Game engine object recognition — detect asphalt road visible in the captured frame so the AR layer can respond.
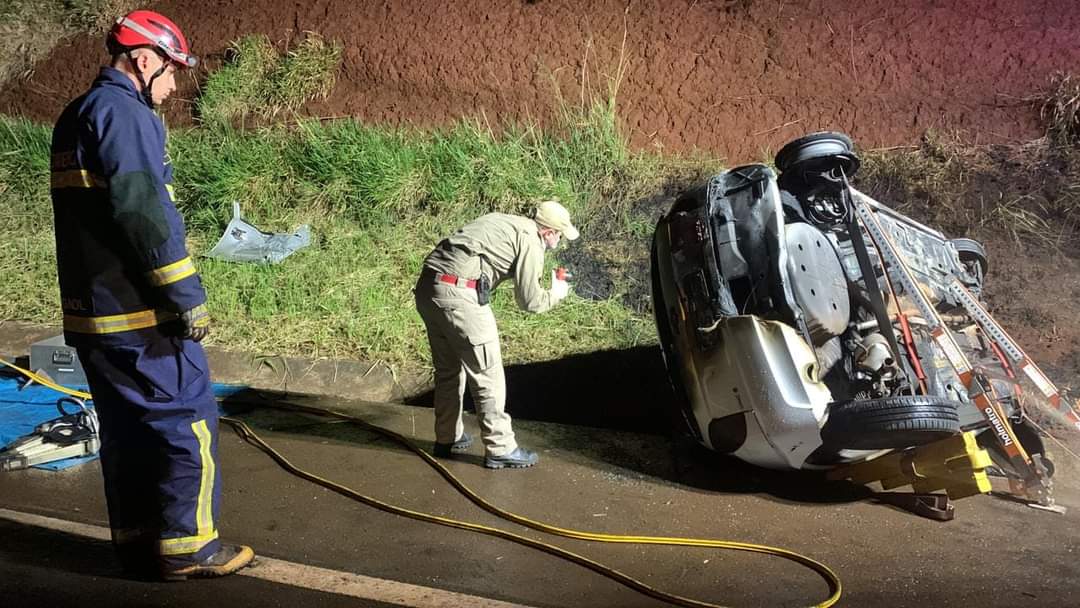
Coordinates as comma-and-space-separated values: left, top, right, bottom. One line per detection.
2, 395, 1079, 607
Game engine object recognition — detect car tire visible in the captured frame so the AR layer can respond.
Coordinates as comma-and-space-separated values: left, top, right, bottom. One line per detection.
950, 237, 989, 278
821, 395, 961, 450
774, 131, 861, 178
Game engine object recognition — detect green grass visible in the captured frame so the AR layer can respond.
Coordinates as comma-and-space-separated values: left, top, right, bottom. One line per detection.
0, 87, 671, 368
197, 34, 343, 126
8, 19, 1076, 375
8, 93, 1076, 371
0, 119, 57, 324
0, 31, 678, 371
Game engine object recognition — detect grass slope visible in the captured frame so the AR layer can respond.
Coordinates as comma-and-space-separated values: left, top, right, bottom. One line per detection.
0, 34, 690, 368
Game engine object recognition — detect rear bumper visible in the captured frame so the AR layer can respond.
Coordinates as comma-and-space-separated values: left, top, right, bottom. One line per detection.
679, 315, 831, 470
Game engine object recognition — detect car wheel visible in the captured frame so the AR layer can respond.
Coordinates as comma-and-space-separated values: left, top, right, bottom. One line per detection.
774, 131, 861, 178
821, 395, 961, 450
950, 237, 989, 279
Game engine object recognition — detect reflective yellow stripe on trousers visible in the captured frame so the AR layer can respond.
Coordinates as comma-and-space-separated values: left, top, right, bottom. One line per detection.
159, 419, 218, 556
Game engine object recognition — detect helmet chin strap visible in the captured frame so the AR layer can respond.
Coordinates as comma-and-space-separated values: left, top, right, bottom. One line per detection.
125, 50, 169, 108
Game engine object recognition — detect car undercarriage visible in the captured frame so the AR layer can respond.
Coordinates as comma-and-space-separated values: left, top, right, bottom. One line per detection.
651, 132, 1074, 507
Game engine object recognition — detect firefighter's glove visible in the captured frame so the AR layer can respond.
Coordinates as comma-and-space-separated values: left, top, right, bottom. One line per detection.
180, 304, 211, 342
550, 269, 571, 302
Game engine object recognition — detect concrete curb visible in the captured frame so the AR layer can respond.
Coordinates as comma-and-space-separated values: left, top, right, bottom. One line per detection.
0, 320, 430, 403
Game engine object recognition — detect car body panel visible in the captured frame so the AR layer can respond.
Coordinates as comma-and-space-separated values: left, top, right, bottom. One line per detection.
651, 140, 1018, 471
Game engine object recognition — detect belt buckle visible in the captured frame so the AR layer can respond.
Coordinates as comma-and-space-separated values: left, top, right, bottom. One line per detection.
456, 277, 470, 288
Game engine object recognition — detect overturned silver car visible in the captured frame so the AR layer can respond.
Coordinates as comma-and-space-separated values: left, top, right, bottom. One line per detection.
651, 133, 1069, 501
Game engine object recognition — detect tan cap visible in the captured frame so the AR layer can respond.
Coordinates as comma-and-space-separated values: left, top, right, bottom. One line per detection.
534, 200, 579, 241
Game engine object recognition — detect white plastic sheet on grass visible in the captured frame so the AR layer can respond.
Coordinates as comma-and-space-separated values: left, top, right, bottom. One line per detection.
206, 202, 311, 264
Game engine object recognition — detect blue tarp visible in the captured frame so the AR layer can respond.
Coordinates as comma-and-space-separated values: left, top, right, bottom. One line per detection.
0, 374, 245, 471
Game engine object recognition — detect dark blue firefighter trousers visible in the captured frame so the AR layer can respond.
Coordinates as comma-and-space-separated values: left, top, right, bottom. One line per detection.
78, 336, 221, 569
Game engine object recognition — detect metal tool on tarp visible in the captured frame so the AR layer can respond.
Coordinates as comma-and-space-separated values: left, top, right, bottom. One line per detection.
0, 397, 100, 471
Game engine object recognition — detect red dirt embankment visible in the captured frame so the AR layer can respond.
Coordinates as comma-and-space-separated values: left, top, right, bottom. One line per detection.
3, 0, 1078, 160
7, 0, 1080, 406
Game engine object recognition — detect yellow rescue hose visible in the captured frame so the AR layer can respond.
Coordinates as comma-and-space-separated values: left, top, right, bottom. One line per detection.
1, 358, 842, 607
0, 357, 91, 400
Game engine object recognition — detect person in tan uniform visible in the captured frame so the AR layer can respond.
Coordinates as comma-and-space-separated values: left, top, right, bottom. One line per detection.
415, 200, 578, 468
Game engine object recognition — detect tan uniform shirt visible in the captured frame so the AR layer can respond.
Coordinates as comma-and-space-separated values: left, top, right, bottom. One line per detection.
423, 213, 557, 313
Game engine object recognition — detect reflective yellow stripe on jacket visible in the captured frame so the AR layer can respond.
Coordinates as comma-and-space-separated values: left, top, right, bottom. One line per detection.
63, 309, 177, 334
147, 256, 197, 287
51, 169, 105, 189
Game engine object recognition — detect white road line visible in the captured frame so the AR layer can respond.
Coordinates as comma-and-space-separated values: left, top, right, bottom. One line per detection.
0, 508, 111, 541
0, 508, 536, 608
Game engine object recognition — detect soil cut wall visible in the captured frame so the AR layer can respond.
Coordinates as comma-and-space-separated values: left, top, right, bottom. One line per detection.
3, 0, 1077, 160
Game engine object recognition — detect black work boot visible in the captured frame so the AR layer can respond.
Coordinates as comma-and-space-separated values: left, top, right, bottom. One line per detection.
116, 540, 159, 581
432, 432, 473, 457
484, 446, 538, 469
161, 544, 255, 581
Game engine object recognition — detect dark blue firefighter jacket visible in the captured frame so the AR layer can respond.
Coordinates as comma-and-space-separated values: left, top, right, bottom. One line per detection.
51, 67, 207, 347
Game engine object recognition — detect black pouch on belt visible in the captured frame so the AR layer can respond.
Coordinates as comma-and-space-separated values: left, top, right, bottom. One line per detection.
476, 273, 492, 305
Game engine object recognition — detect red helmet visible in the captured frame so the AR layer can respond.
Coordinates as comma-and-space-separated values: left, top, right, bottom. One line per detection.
107, 10, 198, 69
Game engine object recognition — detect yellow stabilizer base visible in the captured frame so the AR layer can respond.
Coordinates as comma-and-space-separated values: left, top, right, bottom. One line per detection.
827, 432, 992, 499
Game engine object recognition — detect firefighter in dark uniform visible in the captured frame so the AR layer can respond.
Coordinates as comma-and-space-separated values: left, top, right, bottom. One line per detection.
50, 10, 253, 580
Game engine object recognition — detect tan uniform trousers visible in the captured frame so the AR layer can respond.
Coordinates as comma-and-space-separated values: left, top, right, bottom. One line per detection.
414, 274, 517, 457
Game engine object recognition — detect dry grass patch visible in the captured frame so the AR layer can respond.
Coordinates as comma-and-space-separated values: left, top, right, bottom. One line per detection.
0, 0, 139, 86
1041, 73, 1080, 148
